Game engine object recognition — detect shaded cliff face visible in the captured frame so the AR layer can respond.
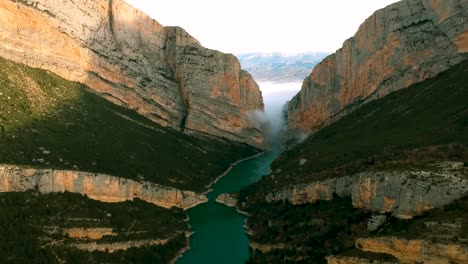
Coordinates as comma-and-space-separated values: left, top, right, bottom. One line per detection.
0, 0, 265, 148
287, 0, 468, 134
0, 165, 207, 209
265, 162, 468, 219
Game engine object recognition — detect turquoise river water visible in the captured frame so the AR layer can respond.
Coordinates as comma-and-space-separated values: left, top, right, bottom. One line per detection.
177, 148, 280, 264
177, 82, 300, 263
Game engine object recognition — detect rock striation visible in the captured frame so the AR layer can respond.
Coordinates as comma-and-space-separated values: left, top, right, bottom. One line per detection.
0, 0, 265, 148
265, 162, 468, 219
0, 165, 207, 209
355, 237, 468, 264
287, 0, 468, 134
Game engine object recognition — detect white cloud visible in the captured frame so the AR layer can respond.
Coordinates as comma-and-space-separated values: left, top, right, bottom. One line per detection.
123, 0, 400, 53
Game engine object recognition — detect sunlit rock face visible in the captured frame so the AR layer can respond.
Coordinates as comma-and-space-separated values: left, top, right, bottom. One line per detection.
287, 0, 468, 135
0, 0, 266, 149
0, 165, 208, 209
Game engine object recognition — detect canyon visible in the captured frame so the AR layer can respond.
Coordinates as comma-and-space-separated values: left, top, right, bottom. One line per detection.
0, 0, 467, 262
287, 0, 468, 135
0, 0, 265, 148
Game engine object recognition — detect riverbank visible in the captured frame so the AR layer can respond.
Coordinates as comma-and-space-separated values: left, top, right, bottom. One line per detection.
176, 149, 280, 263
202, 151, 267, 195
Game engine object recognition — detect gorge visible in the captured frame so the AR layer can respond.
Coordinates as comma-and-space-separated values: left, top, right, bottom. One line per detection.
0, 0, 467, 263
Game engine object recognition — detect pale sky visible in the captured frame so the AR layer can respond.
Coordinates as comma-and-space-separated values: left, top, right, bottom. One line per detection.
123, 0, 400, 54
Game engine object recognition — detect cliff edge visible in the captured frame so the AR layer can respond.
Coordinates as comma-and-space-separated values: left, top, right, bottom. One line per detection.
0, 0, 266, 148
287, 0, 467, 135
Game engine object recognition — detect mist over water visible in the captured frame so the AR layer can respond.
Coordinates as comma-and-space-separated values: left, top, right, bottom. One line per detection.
258, 81, 302, 145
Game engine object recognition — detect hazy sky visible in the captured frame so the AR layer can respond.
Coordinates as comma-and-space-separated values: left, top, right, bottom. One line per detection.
124, 0, 400, 54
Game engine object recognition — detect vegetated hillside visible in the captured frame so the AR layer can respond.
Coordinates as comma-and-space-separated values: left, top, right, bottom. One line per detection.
239, 59, 468, 263
0, 57, 259, 193
0, 191, 188, 263
236, 52, 329, 82
0, 0, 266, 148
274, 58, 468, 187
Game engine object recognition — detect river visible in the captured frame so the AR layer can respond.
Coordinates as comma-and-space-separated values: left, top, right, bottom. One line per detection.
177, 82, 301, 264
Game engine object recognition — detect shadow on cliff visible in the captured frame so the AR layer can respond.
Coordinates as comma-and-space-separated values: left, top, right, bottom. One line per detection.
0, 58, 258, 193
247, 59, 468, 189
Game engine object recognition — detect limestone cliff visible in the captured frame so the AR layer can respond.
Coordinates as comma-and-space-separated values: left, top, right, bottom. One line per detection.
287, 0, 468, 134
355, 237, 468, 264
265, 162, 468, 219
0, 0, 265, 148
0, 165, 207, 209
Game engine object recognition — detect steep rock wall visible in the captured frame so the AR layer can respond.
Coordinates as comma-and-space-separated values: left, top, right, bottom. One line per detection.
355, 237, 468, 264
287, 0, 468, 134
0, 165, 207, 209
0, 0, 265, 148
265, 162, 468, 219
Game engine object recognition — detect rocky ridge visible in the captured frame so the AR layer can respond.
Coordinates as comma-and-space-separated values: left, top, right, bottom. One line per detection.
265, 162, 468, 219
0, 0, 265, 148
287, 0, 468, 134
0, 165, 207, 209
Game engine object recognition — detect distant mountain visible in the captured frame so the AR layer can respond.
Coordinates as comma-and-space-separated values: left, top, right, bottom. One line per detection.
236, 52, 329, 83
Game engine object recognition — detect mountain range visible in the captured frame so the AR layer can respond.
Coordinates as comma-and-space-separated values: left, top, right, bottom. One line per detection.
237, 52, 329, 83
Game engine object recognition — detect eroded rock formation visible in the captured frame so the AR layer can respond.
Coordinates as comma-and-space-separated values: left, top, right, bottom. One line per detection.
265, 162, 468, 219
215, 193, 238, 207
61, 228, 116, 240
0, 0, 265, 148
72, 238, 171, 252
287, 0, 468, 134
355, 237, 468, 264
0, 165, 207, 209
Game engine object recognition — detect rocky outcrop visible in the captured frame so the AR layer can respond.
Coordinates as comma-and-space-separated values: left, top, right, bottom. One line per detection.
367, 215, 387, 232
326, 256, 397, 264
0, 0, 265, 148
265, 162, 468, 219
215, 193, 238, 207
356, 237, 468, 264
250, 241, 287, 254
287, 0, 468, 134
62, 228, 116, 240
0, 165, 207, 209
72, 238, 170, 252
